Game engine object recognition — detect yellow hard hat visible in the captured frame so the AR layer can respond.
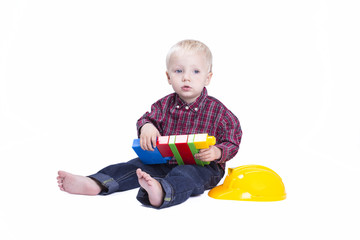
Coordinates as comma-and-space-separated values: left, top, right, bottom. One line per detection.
209, 165, 286, 201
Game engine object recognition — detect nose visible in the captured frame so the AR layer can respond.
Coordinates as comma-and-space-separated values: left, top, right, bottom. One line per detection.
182, 72, 191, 82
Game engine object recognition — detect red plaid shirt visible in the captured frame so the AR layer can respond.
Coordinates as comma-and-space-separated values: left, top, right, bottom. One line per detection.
136, 87, 242, 169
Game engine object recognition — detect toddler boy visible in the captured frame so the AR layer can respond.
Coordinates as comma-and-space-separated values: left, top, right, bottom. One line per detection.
57, 40, 242, 208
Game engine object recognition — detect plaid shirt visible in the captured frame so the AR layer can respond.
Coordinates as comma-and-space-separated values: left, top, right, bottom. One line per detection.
136, 87, 242, 169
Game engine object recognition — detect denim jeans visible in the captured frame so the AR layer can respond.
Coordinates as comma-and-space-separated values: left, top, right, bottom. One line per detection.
88, 158, 224, 208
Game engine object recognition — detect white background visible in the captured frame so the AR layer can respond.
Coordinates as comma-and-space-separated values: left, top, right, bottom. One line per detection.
1, 0, 359, 239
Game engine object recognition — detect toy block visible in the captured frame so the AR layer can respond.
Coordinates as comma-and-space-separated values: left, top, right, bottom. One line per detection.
132, 139, 171, 164
168, 135, 184, 165
187, 134, 206, 166
156, 136, 174, 157
174, 135, 196, 165
132, 133, 216, 166
193, 133, 216, 149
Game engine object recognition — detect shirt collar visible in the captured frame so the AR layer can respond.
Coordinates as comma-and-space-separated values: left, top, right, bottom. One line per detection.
174, 87, 208, 113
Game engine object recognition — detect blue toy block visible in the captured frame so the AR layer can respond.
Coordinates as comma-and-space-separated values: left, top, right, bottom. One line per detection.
132, 139, 172, 164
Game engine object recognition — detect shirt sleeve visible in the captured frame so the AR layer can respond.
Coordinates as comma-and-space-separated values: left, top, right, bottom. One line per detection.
215, 110, 242, 164
136, 100, 164, 138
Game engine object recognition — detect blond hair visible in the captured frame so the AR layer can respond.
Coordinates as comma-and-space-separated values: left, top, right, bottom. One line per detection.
166, 39, 213, 72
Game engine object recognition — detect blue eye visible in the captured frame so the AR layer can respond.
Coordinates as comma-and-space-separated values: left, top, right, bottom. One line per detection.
175, 69, 183, 73
194, 70, 200, 74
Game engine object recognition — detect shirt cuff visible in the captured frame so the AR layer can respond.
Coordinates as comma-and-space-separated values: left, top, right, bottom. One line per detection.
215, 144, 228, 163
136, 120, 151, 137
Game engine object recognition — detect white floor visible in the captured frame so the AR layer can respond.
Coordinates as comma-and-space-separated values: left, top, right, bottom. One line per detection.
1, 1, 359, 239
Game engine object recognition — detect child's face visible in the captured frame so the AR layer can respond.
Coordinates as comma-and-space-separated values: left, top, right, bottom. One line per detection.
166, 50, 212, 104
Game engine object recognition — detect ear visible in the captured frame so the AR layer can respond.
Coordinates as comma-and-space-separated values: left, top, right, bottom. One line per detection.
205, 72, 213, 86
166, 71, 172, 85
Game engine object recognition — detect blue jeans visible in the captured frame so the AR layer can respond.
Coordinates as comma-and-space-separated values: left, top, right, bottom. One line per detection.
88, 158, 224, 208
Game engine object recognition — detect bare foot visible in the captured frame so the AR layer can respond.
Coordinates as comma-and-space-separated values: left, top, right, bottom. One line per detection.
136, 168, 164, 207
57, 171, 102, 195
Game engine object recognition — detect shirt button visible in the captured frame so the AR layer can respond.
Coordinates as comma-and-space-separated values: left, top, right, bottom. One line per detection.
176, 105, 180, 109
185, 106, 189, 110
194, 107, 198, 111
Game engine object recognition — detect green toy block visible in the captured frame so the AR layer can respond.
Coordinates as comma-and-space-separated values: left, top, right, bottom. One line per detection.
168, 135, 184, 165
188, 134, 210, 165
187, 134, 203, 166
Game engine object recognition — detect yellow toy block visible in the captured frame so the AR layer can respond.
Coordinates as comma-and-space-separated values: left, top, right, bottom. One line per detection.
193, 133, 216, 149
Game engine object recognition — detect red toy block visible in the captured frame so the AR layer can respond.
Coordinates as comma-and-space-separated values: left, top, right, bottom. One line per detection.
156, 136, 174, 157
174, 135, 196, 165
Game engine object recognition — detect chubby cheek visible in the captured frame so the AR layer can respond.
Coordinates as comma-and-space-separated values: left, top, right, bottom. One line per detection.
169, 75, 182, 85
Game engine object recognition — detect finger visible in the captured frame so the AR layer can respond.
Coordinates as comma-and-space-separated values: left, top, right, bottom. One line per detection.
148, 144, 154, 151
199, 148, 211, 153
151, 136, 157, 149
195, 151, 203, 158
146, 138, 155, 151
199, 150, 215, 160
141, 137, 151, 151
195, 151, 210, 160
140, 137, 146, 150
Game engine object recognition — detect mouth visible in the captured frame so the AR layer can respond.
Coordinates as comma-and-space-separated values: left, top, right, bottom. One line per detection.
181, 86, 192, 91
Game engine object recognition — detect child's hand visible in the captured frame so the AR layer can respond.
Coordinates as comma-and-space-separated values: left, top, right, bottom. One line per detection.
140, 123, 161, 151
194, 146, 222, 162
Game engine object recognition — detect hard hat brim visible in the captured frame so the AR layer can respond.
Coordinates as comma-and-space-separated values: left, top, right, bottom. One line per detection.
208, 184, 286, 201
